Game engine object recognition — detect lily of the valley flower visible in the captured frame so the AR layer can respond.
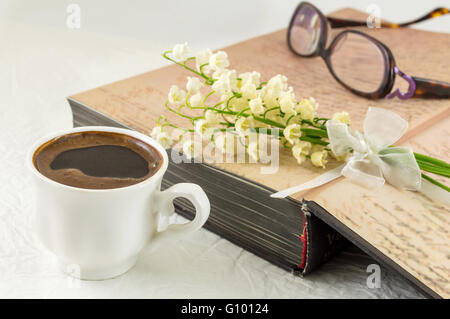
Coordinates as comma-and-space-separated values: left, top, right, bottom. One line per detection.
150, 126, 173, 149
195, 48, 212, 73
240, 83, 258, 100
229, 97, 249, 113
332, 111, 351, 125
194, 118, 207, 133
260, 86, 279, 108
283, 123, 302, 145
209, 51, 229, 71
168, 85, 187, 106
259, 74, 289, 108
212, 70, 237, 96
267, 74, 288, 92
248, 141, 259, 161
194, 119, 214, 140
150, 126, 163, 141
279, 90, 296, 114
189, 93, 203, 107
292, 141, 312, 164
186, 76, 203, 94
311, 150, 328, 168
296, 98, 317, 121
182, 139, 202, 159
235, 116, 255, 136
212, 69, 227, 80
204, 110, 220, 125
156, 131, 173, 149
239, 71, 261, 88
172, 42, 189, 62
249, 97, 264, 115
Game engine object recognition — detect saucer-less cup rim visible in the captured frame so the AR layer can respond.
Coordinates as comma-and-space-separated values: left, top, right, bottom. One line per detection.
27, 126, 169, 193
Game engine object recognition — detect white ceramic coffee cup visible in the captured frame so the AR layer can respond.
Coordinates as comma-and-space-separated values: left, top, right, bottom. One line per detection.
27, 126, 210, 280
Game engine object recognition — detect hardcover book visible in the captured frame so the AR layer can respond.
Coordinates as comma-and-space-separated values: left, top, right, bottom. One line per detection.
67, 8, 449, 298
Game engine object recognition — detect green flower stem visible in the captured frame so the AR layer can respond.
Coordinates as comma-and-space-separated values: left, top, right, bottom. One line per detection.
414, 152, 450, 169
225, 95, 236, 111
156, 115, 165, 126
185, 91, 191, 108
162, 51, 213, 84
189, 105, 286, 128
162, 122, 194, 133
220, 112, 233, 125
199, 63, 210, 79
253, 115, 285, 128
303, 119, 326, 130
300, 128, 328, 138
253, 128, 282, 136
285, 114, 297, 126
203, 91, 215, 104
256, 81, 268, 90
422, 173, 450, 192
165, 101, 196, 121
263, 106, 281, 119
159, 116, 194, 133
416, 160, 450, 178
313, 117, 329, 128
236, 107, 251, 118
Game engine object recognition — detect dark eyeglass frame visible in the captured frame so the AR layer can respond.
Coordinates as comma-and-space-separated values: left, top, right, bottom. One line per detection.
287, 2, 450, 99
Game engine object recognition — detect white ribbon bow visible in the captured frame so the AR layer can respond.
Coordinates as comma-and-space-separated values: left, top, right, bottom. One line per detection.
328, 107, 421, 190
272, 107, 448, 205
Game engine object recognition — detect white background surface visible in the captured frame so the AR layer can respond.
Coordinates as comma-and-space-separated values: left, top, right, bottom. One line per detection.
1, 0, 448, 298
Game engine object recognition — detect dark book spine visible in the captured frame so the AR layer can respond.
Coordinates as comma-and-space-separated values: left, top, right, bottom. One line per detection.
296, 201, 349, 275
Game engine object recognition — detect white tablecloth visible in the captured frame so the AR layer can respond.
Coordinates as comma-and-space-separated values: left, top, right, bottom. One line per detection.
2, 0, 447, 298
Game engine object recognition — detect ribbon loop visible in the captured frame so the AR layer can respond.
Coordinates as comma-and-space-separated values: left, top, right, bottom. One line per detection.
378, 147, 421, 190
341, 158, 385, 189
363, 107, 408, 151
327, 121, 366, 156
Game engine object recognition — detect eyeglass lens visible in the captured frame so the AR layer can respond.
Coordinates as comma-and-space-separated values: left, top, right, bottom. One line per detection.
329, 32, 387, 94
289, 4, 322, 55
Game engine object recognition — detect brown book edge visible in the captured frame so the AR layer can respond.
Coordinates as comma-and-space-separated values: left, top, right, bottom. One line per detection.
68, 97, 437, 299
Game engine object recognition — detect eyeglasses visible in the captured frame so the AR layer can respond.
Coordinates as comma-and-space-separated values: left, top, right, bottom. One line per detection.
287, 2, 450, 99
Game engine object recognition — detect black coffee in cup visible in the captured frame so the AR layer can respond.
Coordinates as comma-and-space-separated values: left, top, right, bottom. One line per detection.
33, 131, 163, 189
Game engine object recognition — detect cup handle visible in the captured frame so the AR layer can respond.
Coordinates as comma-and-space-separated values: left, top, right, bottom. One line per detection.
151, 183, 210, 249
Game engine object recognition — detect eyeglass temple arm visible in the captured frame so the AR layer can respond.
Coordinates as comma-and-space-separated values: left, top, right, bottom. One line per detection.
411, 77, 450, 99
386, 67, 450, 99
327, 7, 449, 29
385, 67, 450, 100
